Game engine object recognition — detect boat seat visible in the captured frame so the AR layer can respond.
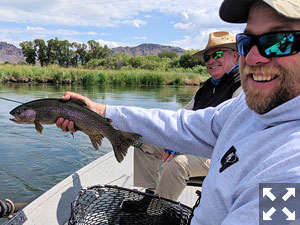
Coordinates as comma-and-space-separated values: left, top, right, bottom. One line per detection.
186, 176, 205, 187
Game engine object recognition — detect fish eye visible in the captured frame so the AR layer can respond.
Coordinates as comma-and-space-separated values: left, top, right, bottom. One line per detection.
16, 107, 29, 114
16, 109, 23, 114
13, 108, 26, 116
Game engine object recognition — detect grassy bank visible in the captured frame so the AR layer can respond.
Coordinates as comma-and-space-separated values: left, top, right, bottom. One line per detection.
0, 64, 210, 86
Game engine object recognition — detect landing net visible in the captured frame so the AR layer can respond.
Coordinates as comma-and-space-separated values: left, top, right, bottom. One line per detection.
69, 184, 192, 225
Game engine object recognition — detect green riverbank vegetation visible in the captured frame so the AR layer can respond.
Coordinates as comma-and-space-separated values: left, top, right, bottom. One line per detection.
0, 64, 210, 85
1, 38, 210, 85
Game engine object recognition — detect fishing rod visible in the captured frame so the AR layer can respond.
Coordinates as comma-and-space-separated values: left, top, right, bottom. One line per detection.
0, 97, 24, 104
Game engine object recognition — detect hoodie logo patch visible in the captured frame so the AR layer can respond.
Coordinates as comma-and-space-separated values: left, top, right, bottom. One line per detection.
219, 146, 239, 173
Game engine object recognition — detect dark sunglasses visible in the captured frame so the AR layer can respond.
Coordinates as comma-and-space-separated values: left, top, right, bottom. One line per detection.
203, 50, 233, 63
236, 31, 300, 57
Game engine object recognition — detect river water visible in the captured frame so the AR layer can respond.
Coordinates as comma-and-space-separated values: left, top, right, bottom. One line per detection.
0, 83, 199, 210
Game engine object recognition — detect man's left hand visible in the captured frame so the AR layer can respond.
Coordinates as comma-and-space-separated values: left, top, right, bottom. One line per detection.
162, 149, 177, 162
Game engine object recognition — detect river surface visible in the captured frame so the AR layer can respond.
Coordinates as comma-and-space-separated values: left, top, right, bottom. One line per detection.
0, 83, 199, 211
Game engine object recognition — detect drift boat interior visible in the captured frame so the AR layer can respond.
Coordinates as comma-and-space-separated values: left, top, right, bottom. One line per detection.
3, 148, 202, 225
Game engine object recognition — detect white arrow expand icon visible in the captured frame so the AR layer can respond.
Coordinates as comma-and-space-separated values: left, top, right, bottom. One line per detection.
282, 188, 295, 201
263, 207, 276, 220
282, 207, 295, 220
263, 188, 276, 201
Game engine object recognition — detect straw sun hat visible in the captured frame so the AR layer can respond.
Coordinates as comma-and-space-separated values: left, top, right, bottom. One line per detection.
193, 31, 236, 62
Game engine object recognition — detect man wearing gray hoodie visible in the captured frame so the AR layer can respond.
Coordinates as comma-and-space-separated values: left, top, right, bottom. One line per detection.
57, 0, 300, 224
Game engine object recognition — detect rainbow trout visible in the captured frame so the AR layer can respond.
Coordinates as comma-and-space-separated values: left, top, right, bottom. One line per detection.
9, 98, 142, 163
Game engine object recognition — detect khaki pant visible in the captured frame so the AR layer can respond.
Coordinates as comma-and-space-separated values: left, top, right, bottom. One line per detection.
133, 143, 210, 200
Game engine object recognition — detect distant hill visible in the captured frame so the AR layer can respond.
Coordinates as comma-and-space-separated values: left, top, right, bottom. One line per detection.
110, 43, 186, 56
0, 42, 186, 64
0, 42, 25, 63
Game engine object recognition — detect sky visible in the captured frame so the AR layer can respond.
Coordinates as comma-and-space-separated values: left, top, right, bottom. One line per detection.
0, 0, 246, 50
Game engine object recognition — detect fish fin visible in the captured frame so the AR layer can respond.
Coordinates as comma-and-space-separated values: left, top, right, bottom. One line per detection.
112, 131, 142, 163
34, 120, 43, 136
88, 134, 104, 150
120, 131, 142, 144
69, 99, 87, 107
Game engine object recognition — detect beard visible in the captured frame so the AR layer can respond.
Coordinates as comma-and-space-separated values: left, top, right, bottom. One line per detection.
240, 59, 300, 114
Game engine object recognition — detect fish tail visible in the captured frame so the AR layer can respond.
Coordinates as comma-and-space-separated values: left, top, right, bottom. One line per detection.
112, 131, 142, 163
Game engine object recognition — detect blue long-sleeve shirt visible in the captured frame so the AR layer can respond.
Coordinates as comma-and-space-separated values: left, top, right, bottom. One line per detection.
106, 92, 300, 225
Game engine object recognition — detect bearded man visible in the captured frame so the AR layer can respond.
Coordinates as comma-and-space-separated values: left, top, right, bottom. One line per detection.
57, 0, 300, 224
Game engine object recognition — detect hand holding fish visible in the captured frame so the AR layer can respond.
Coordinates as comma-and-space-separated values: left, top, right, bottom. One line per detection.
62, 91, 106, 116
56, 91, 106, 133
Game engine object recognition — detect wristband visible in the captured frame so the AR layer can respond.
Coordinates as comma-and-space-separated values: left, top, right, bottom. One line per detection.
164, 149, 177, 155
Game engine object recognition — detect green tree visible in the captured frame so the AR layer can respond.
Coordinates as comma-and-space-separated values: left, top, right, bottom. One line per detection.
60, 40, 72, 67
69, 42, 78, 67
105, 53, 130, 69
87, 40, 110, 61
20, 41, 36, 65
34, 39, 48, 67
179, 51, 203, 68
140, 55, 161, 70
128, 56, 143, 68
51, 39, 72, 67
85, 58, 107, 69
73, 42, 88, 65
46, 39, 57, 65
158, 51, 179, 60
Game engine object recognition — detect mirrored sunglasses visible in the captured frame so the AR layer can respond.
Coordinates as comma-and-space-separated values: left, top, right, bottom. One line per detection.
236, 31, 300, 57
203, 50, 233, 63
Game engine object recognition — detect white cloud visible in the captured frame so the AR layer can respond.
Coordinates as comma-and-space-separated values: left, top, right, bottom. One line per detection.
96, 39, 121, 48
182, 11, 189, 20
171, 24, 244, 50
0, 0, 246, 49
122, 19, 147, 28
25, 26, 97, 36
0, 25, 100, 47
173, 22, 195, 31
56, 29, 97, 36
0, 0, 223, 28
26, 26, 47, 31
0, 0, 156, 27
133, 36, 147, 40
171, 33, 211, 50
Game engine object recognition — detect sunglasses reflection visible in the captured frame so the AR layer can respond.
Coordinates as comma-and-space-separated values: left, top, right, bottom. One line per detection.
266, 34, 294, 56
237, 31, 298, 57
203, 50, 233, 63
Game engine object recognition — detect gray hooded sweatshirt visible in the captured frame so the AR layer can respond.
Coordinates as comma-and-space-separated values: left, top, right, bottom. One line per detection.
106, 92, 300, 225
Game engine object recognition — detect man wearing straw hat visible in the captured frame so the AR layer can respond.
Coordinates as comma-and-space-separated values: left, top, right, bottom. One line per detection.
127, 30, 241, 204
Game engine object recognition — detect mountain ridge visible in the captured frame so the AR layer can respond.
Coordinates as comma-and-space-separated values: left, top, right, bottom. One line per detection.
110, 43, 186, 56
0, 42, 25, 63
0, 42, 186, 63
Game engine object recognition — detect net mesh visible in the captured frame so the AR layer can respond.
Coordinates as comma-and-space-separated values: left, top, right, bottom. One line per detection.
69, 185, 192, 225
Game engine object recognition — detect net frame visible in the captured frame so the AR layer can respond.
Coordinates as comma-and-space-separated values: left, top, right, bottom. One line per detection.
69, 184, 193, 225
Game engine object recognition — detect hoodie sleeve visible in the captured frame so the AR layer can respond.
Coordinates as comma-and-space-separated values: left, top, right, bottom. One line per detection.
106, 96, 240, 158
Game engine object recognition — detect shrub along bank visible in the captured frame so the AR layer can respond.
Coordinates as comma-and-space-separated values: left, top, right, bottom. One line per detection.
0, 64, 210, 86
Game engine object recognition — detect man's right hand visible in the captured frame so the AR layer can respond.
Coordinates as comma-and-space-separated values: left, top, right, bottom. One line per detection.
55, 91, 106, 133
